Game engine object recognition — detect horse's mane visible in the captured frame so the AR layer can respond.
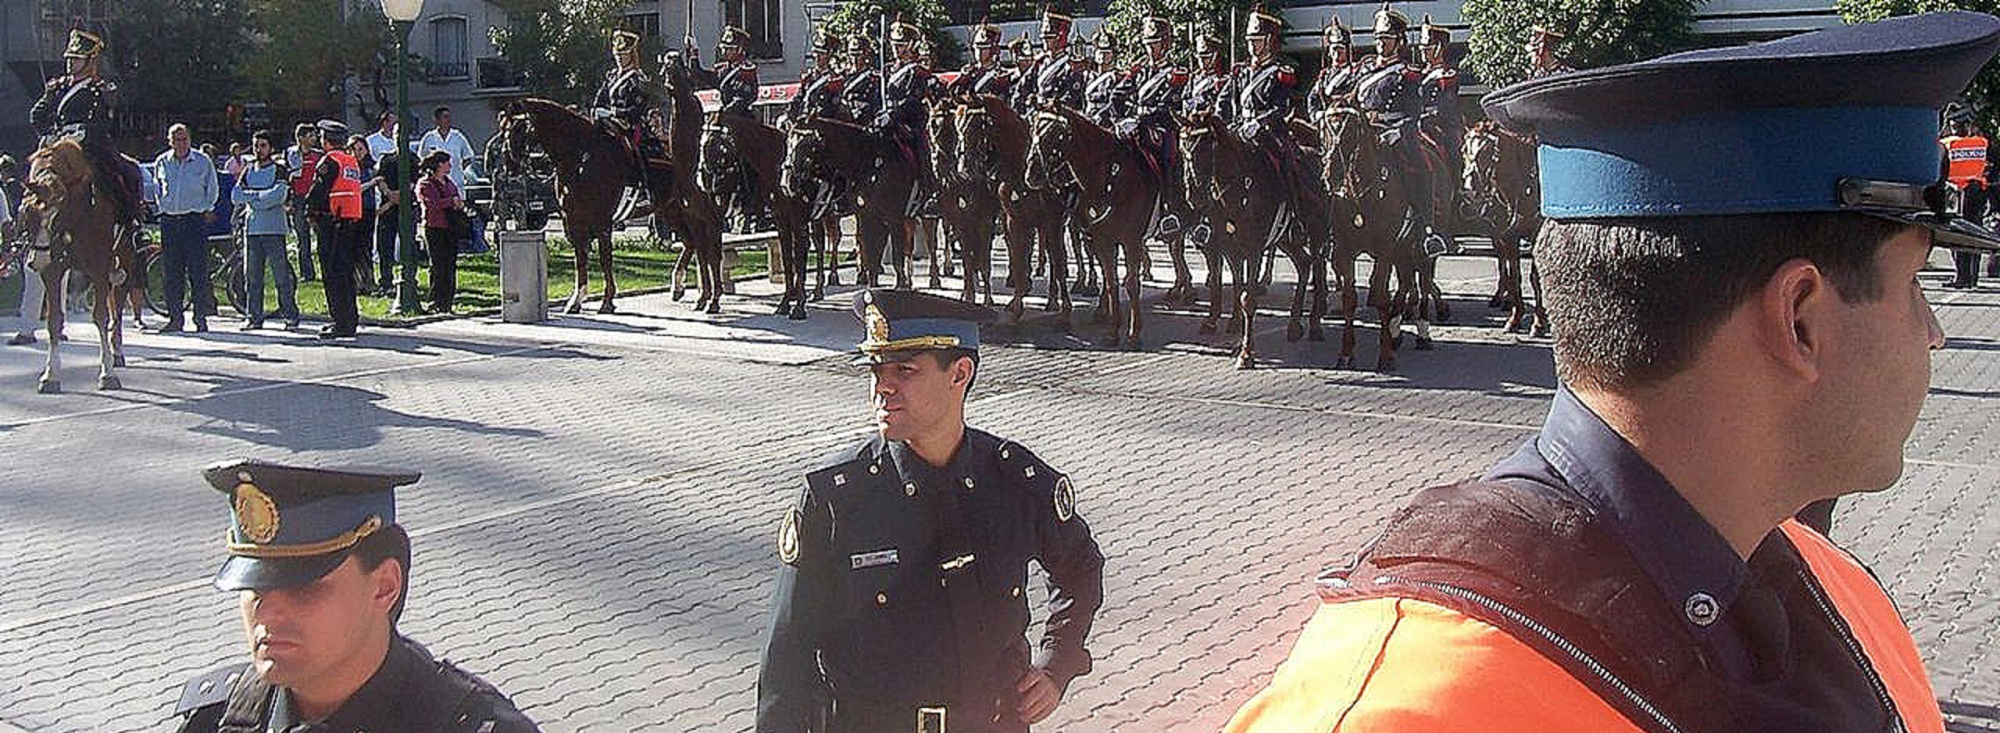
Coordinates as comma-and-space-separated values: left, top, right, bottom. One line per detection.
28, 139, 91, 191
516, 97, 589, 126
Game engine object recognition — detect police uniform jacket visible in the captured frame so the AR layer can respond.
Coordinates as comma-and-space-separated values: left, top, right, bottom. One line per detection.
691, 59, 760, 116
1183, 67, 1235, 120
1231, 59, 1297, 140
880, 60, 939, 138
1082, 67, 1134, 128
757, 429, 1106, 733
30, 74, 117, 146
591, 65, 657, 128
175, 635, 540, 733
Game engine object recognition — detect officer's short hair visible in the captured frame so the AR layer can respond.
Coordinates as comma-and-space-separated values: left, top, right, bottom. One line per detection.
295, 123, 315, 139
925, 348, 981, 395
350, 523, 412, 625
1537, 212, 1901, 391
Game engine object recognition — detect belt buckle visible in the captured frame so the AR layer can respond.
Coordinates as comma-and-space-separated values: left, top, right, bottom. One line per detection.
917, 705, 946, 733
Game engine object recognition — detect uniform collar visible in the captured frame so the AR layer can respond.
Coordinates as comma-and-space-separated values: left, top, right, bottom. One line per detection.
1534, 387, 1749, 638
272, 635, 417, 731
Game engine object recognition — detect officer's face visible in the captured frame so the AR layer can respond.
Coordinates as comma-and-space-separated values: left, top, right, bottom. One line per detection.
870, 353, 973, 441
65, 57, 86, 75
1248, 34, 1274, 57
614, 48, 636, 68
978, 45, 998, 64
1809, 228, 1946, 491
1146, 38, 1169, 59
238, 556, 401, 690
1378, 35, 1401, 57
1330, 44, 1351, 64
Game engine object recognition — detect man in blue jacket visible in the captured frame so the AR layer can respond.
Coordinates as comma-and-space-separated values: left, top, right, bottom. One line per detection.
231, 130, 298, 330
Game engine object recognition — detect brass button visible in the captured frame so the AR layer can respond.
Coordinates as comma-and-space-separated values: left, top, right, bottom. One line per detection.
904, 482, 917, 497
1001, 449, 1012, 461
876, 592, 888, 605
1010, 586, 1022, 598
868, 463, 880, 475
962, 477, 975, 490
1685, 592, 1720, 627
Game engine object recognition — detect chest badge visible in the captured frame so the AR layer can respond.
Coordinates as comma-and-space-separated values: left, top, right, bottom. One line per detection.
778, 509, 802, 565
1054, 476, 1077, 523
851, 548, 900, 570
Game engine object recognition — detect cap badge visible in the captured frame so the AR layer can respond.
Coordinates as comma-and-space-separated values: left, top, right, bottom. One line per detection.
865, 304, 891, 345
234, 483, 280, 544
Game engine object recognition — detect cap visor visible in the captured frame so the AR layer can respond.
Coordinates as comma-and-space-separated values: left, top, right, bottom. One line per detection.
849, 349, 927, 366
214, 553, 349, 592
1863, 211, 2000, 252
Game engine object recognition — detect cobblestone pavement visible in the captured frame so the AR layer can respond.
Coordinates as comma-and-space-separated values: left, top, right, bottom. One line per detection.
0, 251, 1995, 732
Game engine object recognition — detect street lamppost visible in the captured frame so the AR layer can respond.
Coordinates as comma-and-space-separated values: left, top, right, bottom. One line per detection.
382, 0, 425, 315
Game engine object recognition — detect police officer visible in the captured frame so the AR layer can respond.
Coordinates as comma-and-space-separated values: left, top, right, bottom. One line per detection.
304, 120, 364, 340
1225, 13, 2000, 733
1183, 33, 1234, 121
1526, 24, 1575, 79
1115, 15, 1187, 235
1417, 15, 1464, 184
758, 289, 1106, 733
173, 460, 540, 732
1014, 8, 1085, 114
1354, 6, 1445, 254
1306, 18, 1358, 119
1941, 105, 1992, 288
951, 20, 1017, 99
29, 26, 145, 230
1232, 10, 1315, 225
1082, 31, 1132, 129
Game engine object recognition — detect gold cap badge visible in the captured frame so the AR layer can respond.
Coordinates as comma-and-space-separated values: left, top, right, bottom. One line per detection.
864, 304, 892, 346
233, 483, 280, 544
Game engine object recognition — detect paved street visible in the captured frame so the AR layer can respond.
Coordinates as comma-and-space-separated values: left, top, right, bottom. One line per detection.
1, 251, 1996, 732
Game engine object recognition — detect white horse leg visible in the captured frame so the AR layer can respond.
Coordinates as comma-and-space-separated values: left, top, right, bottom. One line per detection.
95, 289, 118, 390
38, 265, 64, 393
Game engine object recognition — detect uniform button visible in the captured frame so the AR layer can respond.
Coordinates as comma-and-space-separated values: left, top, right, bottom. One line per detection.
876, 592, 888, 605
1001, 449, 1012, 460
904, 482, 917, 497
1685, 592, 1720, 627
1011, 585, 1022, 598
868, 463, 880, 475
962, 477, 975, 490
1025, 466, 1037, 478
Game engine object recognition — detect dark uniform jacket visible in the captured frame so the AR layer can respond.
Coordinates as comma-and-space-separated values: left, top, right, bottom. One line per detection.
1231, 59, 1297, 141
879, 60, 939, 139
1354, 55, 1423, 130
841, 66, 885, 128
1127, 61, 1186, 131
1306, 62, 1359, 119
31, 74, 117, 145
953, 62, 1017, 99
591, 66, 657, 130
1082, 67, 1133, 128
1183, 66, 1235, 121
174, 635, 539, 733
690, 59, 760, 116
1015, 52, 1085, 113
1419, 63, 1464, 156
792, 66, 847, 122
757, 429, 1106, 733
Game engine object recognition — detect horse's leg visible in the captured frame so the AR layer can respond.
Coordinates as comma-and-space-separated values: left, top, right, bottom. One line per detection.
562, 221, 591, 314
37, 265, 64, 393
1413, 252, 1438, 349
1226, 251, 1251, 335
1527, 252, 1551, 338
1167, 225, 1193, 304
91, 272, 118, 390
703, 213, 727, 315
1284, 240, 1310, 344
1370, 252, 1398, 371
597, 227, 620, 314
893, 218, 915, 291
1237, 254, 1259, 370
1096, 245, 1121, 347
1425, 251, 1451, 326
1123, 241, 1144, 350
1002, 214, 1030, 321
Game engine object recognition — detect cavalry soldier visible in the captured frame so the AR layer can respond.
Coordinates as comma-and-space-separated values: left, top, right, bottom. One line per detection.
1184, 33, 1234, 121
172, 460, 540, 732
1225, 12, 2000, 733
589, 27, 666, 189
29, 25, 145, 231
1354, 5, 1446, 254
792, 30, 847, 123
841, 35, 885, 130
1082, 30, 1133, 129
1232, 9, 1315, 226
1527, 24, 1575, 79
951, 20, 1017, 99
1115, 15, 1187, 234
688, 26, 765, 232
1306, 17, 1358, 119
1417, 15, 1464, 182
1014, 8, 1086, 114
756, 288, 1106, 733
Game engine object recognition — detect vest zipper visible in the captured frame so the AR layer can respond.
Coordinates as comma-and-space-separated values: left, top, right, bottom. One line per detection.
1386, 576, 1686, 733
1795, 569, 1906, 733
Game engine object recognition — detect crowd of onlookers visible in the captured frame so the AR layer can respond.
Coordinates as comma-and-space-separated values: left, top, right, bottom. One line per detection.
1, 105, 484, 344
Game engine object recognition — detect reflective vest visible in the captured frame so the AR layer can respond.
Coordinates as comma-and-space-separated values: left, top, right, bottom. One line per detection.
1942, 134, 1988, 189
1223, 519, 1944, 733
324, 150, 363, 221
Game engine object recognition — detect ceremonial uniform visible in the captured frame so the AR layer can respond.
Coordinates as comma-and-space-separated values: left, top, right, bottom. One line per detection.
29, 28, 144, 223
590, 29, 664, 163
1082, 65, 1132, 129
1232, 14, 1313, 218
955, 57, 1017, 99
1225, 14, 2000, 733
692, 27, 767, 232
173, 460, 541, 733
1183, 59, 1235, 120
1418, 18, 1465, 175
689, 52, 760, 116
879, 58, 939, 142
841, 63, 884, 131
1307, 22, 1358, 119
1353, 8, 1441, 248
1015, 9, 1084, 114
1116, 17, 1188, 228
757, 290, 1106, 733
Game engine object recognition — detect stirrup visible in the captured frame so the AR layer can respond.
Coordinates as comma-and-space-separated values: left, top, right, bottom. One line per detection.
1157, 213, 1182, 238
1422, 231, 1449, 260
1188, 222, 1212, 249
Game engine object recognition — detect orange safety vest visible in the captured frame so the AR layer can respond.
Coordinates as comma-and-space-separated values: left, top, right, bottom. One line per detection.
1942, 134, 1988, 188
1222, 521, 1943, 733
324, 150, 363, 221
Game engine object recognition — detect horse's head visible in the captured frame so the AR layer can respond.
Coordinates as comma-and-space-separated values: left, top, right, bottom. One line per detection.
1025, 110, 1077, 191
699, 123, 742, 195
781, 122, 826, 198
493, 107, 539, 174
1179, 112, 1226, 193
956, 104, 999, 182
1461, 121, 1502, 203
1315, 107, 1373, 197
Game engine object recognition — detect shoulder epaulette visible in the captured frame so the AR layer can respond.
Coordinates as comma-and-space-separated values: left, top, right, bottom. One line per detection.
175, 662, 250, 716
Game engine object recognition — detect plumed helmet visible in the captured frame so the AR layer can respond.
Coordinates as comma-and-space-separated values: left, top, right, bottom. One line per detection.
1142, 15, 1174, 45
1324, 17, 1352, 48
611, 28, 641, 54
1374, 5, 1411, 37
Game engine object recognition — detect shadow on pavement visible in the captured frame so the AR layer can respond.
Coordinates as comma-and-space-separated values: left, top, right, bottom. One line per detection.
173, 376, 547, 451
315, 332, 619, 360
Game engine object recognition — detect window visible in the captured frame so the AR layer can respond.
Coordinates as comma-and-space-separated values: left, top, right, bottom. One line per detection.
429, 16, 469, 80
720, 0, 783, 61
623, 12, 661, 42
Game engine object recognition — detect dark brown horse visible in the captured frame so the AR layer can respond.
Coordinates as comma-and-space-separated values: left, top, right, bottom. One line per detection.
704, 112, 814, 319
16, 140, 133, 392
1461, 119, 1548, 336
1026, 106, 1173, 348
781, 116, 923, 291
928, 98, 999, 305
656, 56, 730, 313
1317, 107, 1426, 370
955, 94, 1072, 323
1179, 112, 1329, 369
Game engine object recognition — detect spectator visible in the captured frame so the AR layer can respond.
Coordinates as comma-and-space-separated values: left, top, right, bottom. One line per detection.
418, 151, 463, 313
372, 135, 413, 293
417, 106, 477, 188
347, 137, 379, 294
285, 122, 321, 280
3, 152, 39, 346
223, 141, 248, 177
230, 130, 299, 330
364, 110, 402, 161
152, 122, 219, 333
305, 119, 364, 339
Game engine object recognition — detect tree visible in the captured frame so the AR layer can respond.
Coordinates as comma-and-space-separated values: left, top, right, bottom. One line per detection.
1840, 0, 2000, 128
1462, 0, 1700, 89
1099, 0, 1258, 69
817, 0, 966, 69
490, 0, 630, 103
106, 0, 251, 115
236, 0, 387, 121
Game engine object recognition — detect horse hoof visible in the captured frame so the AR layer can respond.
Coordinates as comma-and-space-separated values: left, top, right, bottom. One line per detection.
114, 354, 128, 368
671, 287, 687, 302
1336, 355, 1355, 369
1488, 296, 1506, 308
1415, 338, 1435, 351
1392, 334, 1405, 350
598, 302, 619, 315
706, 303, 723, 315
930, 277, 944, 290
1127, 338, 1144, 352
788, 308, 809, 321
1533, 325, 1551, 339
1436, 305, 1453, 323
810, 291, 825, 303
99, 375, 121, 391
1376, 359, 1396, 372
1287, 323, 1305, 342
1235, 354, 1256, 370
562, 302, 584, 315
37, 379, 60, 394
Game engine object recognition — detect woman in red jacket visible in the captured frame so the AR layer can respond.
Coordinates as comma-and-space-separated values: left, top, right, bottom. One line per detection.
417, 151, 462, 314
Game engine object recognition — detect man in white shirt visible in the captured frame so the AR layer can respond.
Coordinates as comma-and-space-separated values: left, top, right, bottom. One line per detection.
417, 106, 477, 188
364, 110, 403, 161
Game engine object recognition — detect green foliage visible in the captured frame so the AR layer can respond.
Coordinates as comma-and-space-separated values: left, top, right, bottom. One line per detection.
106, 0, 251, 113
1840, 0, 2000, 129
1099, 0, 1259, 69
235, 0, 387, 118
815, 0, 966, 68
490, 0, 631, 103
1462, 0, 1700, 89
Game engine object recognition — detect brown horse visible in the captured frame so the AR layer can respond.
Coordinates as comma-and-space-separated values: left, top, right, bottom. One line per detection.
928, 98, 1000, 305
1026, 106, 1175, 348
781, 116, 923, 291
955, 94, 1072, 323
1179, 112, 1329, 369
654, 57, 731, 313
1317, 107, 1426, 371
704, 112, 815, 319
1461, 120, 1549, 336
15, 140, 133, 392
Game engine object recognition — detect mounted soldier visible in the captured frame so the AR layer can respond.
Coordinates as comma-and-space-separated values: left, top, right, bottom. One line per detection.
1015, 8, 1086, 114
790, 30, 846, 124
1184, 33, 1234, 120
1232, 9, 1315, 228
1115, 15, 1187, 235
1082, 30, 1132, 129
1354, 5, 1446, 254
688, 25, 765, 232
878, 17, 940, 179
1307, 18, 1359, 119
840, 35, 884, 129
30, 26, 146, 232
588, 27, 666, 196
1527, 24, 1575, 79
951, 20, 1016, 99
1418, 15, 1464, 223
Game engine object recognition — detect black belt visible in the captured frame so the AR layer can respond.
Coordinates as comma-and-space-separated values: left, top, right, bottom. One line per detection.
161, 212, 205, 218
832, 700, 984, 733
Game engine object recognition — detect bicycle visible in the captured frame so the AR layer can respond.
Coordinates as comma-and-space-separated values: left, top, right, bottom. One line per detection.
144, 226, 246, 319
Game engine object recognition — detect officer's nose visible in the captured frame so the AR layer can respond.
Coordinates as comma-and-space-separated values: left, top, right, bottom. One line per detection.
1927, 302, 1946, 351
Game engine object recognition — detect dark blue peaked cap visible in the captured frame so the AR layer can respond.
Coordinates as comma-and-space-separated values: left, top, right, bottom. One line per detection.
851, 288, 998, 364
205, 459, 419, 591
1485, 11, 2000, 251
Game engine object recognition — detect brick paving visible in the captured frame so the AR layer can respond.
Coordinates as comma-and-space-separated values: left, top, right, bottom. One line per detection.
0, 252, 1994, 732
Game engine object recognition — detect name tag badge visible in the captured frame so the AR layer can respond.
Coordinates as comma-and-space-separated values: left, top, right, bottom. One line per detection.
850, 548, 900, 570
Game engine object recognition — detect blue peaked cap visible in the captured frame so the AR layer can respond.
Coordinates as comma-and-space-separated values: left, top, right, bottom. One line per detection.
205, 459, 419, 591
1484, 11, 2000, 251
